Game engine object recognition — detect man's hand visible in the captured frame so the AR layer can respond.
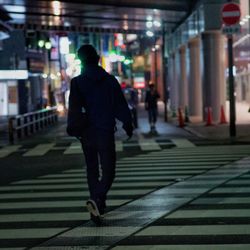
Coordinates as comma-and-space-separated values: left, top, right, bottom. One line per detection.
123, 123, 133, 139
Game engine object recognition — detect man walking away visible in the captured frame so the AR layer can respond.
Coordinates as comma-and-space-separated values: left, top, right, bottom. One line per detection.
145, 83, 160, 133
67, 44, 133, 225
123, 83, 138, 128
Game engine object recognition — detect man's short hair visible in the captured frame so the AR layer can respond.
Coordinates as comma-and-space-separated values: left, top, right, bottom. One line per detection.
149, 83, 155, 89
77, 44, 100, 65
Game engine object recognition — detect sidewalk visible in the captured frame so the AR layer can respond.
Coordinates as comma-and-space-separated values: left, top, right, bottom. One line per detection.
1, 101, 250, 146
183, 101, 250, 142
135, 101, 250, 142
115, 102, 195, 141
0, 116, 8, 146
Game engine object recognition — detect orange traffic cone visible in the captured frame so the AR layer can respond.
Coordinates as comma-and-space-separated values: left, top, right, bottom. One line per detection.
220, 105, 227, 124
206, 107, 213, 126
178, 108, 185, 128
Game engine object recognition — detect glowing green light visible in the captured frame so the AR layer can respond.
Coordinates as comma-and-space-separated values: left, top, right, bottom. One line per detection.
69, 53, 76, 59
124, 59, 131, 65
109, 50, 116, 55
119, 55, 125, 62
38, 40, 45, 48
45, 41, 52, 50
75, 59, 81, 65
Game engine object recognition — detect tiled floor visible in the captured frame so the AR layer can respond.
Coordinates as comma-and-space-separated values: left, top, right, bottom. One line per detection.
1, 145, 248, 249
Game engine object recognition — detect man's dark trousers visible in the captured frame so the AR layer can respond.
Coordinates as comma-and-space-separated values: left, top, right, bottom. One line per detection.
81, 127, 116, 213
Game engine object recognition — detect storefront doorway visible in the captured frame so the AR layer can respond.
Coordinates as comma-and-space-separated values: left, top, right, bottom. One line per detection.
0, 82, 8, 116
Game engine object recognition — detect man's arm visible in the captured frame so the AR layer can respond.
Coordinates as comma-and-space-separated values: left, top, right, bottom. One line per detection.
112, 78, 133, 137
68, 77, 81, 113
67, 77, 83, 137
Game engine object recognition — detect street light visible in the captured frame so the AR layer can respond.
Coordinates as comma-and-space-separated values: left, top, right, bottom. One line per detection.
146, 30, 154, 37
45, 41, 52, 50
38, 40, 45, 48
146, 22, 153, 28
153, 20, 161, 27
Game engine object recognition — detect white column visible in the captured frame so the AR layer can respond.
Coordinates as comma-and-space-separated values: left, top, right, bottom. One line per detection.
178, 45, 188, 109
201, 31, 226, 122
169, 53, 178, 112
188, 38, 202, 119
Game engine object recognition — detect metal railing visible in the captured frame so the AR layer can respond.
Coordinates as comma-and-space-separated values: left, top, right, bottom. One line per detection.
8, 107, 58, 144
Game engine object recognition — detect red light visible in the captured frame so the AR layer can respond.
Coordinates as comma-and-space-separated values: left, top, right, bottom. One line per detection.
134, 82, 145, 89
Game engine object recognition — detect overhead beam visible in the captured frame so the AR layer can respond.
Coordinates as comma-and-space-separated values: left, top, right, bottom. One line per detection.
6, 11, 178, 25
172, 0, 201, 32
39, 0, 190, 12
10, 23, 163, 35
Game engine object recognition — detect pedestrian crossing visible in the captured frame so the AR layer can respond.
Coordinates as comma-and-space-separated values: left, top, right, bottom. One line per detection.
0, 145, 250, 249
0, 138, 195, 158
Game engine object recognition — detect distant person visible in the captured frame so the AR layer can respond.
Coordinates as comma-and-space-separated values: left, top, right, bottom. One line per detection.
123, 83, 138, 128
67, 44, 133, 225
145, 83, 160, 132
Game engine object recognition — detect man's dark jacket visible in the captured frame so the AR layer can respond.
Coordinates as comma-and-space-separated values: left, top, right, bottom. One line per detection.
68, 65, 132, 132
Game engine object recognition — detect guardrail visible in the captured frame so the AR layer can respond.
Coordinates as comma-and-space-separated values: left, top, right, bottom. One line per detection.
8, 107, 58, 144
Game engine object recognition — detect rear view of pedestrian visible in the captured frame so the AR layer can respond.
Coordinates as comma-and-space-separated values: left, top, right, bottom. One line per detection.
123, 83, 138, 128
145, 83, 160, 132
67, 44, 133, 225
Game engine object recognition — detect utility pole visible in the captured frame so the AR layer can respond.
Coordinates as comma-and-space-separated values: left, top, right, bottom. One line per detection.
222, 0, 240, 137
162, 24, 168, 122
154, 36, 157, 87
227, 34, 236, 137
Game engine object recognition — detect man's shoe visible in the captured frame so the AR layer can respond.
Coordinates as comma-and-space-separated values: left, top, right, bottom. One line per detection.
86, 199, 102, 225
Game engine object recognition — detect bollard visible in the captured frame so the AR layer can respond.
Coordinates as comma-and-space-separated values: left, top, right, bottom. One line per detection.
178, 108, 185, 128
8, 117, 15, 144
220, 105, 227, 124
184, 106, 190, 123
206, 107, 213, 126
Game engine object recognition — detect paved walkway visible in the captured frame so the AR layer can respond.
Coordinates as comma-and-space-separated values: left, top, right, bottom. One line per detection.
1, 101, 250, 146
1, 103, 250, 249
166, 101, 250, 142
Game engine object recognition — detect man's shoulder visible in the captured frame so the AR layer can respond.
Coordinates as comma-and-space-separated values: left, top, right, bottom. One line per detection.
71, 75, 81, 84
104, 72, 117, 82
104, 74, 120, 88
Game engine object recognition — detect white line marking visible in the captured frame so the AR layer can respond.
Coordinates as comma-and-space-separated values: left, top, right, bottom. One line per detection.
171, 139, 196, 148
23, 143, 55, 156
115, 141, 123, 152
139, 139, 161, 151
0, 145, 21, 158
63, 142, 82, 155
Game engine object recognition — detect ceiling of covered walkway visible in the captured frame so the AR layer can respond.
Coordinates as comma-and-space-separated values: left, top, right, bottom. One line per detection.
1, 0, 199, 33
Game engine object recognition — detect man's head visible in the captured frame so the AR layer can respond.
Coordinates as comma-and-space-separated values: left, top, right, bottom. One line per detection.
149, 83, 155, 89
77, 44, 100, 66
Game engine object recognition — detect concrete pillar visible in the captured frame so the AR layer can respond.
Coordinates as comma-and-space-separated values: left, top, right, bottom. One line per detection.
167, 54, 177, 111
178, 46, 188, 109
174, 51, 180, 110
188, 38, 202, 118
201, 31, 226, 122
169, 53, 178, 112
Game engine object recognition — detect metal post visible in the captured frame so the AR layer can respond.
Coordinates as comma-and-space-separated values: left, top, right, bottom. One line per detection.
228, 35, 236, 137
162, 24, 168, 122
154, 37, 157, 87
8, 117, 14, 144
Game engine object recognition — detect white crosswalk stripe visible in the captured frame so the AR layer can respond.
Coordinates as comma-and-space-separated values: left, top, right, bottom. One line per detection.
115, 141, 123, 152
0, 145, 21, 158
0, 139, 199, 158
0, 145, 250, 249
23, 143, 55, 156
171, 138, 196, 148
138, 139, 161, 151
63, 142, 82, 154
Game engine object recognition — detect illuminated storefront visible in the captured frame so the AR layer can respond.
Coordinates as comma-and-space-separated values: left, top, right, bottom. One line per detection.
0, 70, 28, 116
234, 0, 250, 104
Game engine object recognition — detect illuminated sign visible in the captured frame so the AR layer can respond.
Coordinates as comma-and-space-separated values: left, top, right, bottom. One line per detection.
0, 70, 28, 80
134, 76, 145, 89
